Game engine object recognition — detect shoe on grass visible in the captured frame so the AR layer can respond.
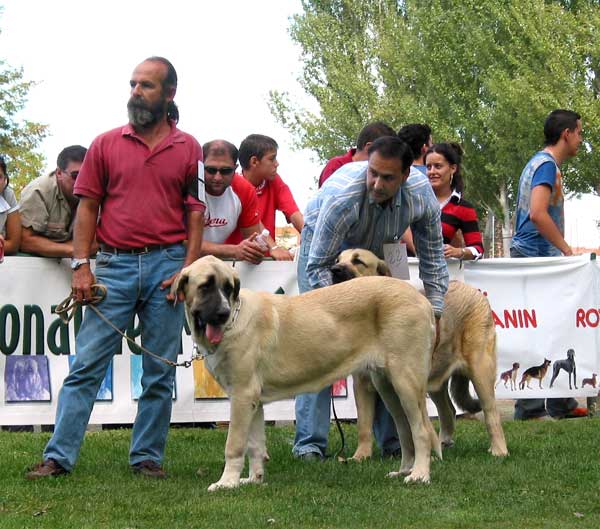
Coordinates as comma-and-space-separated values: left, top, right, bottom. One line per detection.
294, 452, 323, 462
131, 460, 167, 479
26, 459, 68, 480
564, 407, 588, 419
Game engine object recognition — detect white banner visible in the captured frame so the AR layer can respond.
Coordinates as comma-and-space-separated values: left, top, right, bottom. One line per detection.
1, 255, 599, 425
464, 255, 600, 399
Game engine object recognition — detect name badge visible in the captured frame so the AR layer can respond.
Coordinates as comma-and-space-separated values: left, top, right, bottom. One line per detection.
383, 242, 410, 279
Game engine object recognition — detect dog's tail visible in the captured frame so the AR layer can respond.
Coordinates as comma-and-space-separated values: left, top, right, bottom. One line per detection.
449, 374, 482, 414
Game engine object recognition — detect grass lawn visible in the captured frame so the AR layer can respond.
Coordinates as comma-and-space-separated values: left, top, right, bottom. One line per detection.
1, 418, 599, 529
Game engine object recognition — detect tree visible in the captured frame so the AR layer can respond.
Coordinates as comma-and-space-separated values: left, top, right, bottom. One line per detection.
0, 13, 48, 194
270, 0, 600, 255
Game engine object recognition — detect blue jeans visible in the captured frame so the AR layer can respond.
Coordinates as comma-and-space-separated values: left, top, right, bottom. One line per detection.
43, 245, 186, 471
292, 240, 400, 457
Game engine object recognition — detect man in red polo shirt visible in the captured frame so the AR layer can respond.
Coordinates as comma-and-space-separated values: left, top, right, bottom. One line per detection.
230, 134, 303, 255
27, 56, 204, 481
318, 121, 395, 187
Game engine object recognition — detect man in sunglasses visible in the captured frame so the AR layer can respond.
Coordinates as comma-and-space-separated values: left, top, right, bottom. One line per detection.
201, 139, 292, 263
19, 145, 89, 257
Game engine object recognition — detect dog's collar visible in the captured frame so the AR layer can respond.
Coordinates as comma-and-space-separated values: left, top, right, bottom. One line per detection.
225, 298, 242, 331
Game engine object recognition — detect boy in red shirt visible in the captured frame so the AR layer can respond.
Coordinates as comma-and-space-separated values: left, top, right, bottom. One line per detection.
231, 134, 303, 256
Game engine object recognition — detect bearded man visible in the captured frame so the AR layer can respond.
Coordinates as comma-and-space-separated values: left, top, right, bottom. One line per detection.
26, 57, 205, 480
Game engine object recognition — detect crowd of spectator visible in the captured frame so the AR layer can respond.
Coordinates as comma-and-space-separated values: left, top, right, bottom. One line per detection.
0, 56, 584, 479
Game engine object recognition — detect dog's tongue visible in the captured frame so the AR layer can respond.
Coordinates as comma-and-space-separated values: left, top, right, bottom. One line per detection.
206, 323, 224, 345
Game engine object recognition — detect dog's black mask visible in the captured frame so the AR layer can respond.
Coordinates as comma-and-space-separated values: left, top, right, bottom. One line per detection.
330, 263, 357, 284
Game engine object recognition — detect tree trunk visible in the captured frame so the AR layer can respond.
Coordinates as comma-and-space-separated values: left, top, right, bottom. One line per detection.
499, 184, 512, 257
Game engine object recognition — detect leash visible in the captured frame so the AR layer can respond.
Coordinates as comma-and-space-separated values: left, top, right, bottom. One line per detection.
330, 389, 348, 462
55, 285, 198, 369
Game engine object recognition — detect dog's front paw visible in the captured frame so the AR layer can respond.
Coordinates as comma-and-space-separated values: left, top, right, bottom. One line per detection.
207, 478, 240, 492
403, 471, 431, 484
240, 472, 264, 486
489, 445, 509, 457
441, 439, 455, 449
386, 470, 404, 479
386, 466, 413, 479
349, 447, 373, 462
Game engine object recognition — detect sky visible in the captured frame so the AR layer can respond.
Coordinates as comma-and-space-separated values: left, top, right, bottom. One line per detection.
0, 0, 322, 215
1, 0, 599, 248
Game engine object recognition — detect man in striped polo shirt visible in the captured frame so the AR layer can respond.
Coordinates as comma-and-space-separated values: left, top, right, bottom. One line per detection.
293, 135, 449, 461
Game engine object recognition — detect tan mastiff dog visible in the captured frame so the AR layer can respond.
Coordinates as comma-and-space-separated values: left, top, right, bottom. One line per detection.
174, 255, 442, 491
331, 249, 508, 460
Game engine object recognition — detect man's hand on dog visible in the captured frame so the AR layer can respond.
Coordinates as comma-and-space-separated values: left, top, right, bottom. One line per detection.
162, 272, 185, 302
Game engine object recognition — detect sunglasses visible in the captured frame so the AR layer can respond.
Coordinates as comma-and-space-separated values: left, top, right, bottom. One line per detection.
204, 166, 235, 176
61, 170, 79, 180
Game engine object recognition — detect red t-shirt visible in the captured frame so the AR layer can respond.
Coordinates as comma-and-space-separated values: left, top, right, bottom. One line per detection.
204, 173, 260, 244
74, 123, 205, 248
318, 149, 356, 187
228, 173, 299, 243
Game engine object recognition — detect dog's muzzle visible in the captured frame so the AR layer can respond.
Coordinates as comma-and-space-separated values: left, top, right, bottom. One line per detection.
193, 307, 231, 346
330, 264, 357, 284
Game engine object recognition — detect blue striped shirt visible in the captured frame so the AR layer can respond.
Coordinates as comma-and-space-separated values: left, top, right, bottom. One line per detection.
302, 161, 448, 316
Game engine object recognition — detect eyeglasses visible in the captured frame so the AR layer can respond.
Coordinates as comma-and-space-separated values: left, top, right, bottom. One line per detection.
204, 166, 235, 176
61, 169, 79, 180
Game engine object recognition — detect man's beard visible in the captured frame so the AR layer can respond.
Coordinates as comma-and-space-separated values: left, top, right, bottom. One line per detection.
127, 95, 166, 129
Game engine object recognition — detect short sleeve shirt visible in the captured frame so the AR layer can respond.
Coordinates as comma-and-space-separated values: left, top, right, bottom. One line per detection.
318, 149, 356, 187
203, 173, 260, 243
74, 123, 205, 248
0, 186, 19, 237
511, 151, 564, 257
19, 173, 73, 242
255, 173, 300, 237
228, 173, 300, 243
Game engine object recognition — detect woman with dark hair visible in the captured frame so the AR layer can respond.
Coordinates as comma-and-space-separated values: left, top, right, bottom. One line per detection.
0, 156, 21, 258
425, 143, 484, 260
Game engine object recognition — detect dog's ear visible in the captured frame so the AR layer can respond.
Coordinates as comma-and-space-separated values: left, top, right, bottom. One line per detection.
228, 267, 240, 300
171, 270, 190, 304
377, 260, 392, 277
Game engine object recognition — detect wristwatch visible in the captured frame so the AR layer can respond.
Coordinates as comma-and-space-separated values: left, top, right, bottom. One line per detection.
71, 257, 90, 271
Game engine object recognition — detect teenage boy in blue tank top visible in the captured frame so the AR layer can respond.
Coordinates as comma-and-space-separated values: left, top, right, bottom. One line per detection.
511, 108, 587, 420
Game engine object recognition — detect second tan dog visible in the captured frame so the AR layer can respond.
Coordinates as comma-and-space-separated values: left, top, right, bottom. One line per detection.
174, 256, 442, 491
331, 248, 508, 459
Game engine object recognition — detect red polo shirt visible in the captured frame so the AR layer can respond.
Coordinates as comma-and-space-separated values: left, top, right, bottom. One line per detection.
318, 148, 356, 187
228, 173, 299, 244
74, 123, 205, 248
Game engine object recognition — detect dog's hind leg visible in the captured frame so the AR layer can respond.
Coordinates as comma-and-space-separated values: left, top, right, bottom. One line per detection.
240, 402, 267, 486
429, 380, 455, 448
351, 371, 376, 461
469, 359, 508, 457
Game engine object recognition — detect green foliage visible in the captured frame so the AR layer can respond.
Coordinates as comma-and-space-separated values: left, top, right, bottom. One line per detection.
271, 0, 600, 218
2, 420, 600, 528
0, 16, 48, 195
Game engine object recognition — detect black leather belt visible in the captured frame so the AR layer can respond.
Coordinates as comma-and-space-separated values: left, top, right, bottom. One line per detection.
99, 243, 179, 255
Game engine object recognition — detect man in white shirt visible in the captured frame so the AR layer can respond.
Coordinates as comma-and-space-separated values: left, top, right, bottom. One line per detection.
200, 139, 291, 263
